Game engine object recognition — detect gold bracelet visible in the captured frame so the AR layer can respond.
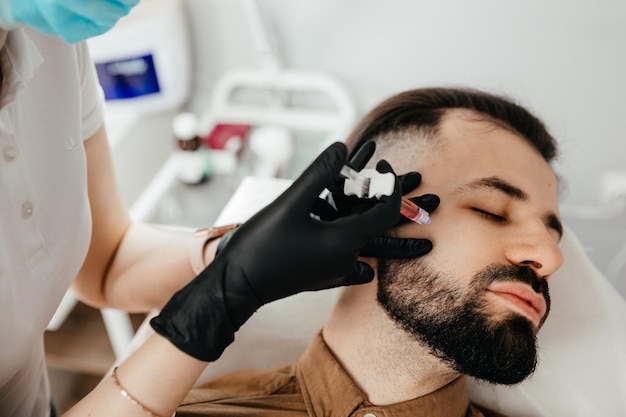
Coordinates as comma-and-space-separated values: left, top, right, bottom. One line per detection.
111, 367, 173, 417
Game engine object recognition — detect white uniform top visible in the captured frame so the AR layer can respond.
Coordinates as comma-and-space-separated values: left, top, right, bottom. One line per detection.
0, 27, 104, 417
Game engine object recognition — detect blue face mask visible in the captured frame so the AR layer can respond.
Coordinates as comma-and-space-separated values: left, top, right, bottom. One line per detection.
0, 0, 139, 44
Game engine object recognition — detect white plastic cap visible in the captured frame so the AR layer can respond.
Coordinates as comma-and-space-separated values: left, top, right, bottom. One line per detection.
172, 112, 198, 140
343, 168, 395, 199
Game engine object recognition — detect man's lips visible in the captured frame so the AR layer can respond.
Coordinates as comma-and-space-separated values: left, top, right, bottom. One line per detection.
486, 282, 547, 327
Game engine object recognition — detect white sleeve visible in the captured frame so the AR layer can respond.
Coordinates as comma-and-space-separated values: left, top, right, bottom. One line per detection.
75, 41, 106, 141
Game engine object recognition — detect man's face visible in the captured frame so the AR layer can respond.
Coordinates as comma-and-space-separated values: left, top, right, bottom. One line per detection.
376, 110, 564, 385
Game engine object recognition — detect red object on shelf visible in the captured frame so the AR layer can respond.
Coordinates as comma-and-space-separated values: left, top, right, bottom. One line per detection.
203, 123, 252, 150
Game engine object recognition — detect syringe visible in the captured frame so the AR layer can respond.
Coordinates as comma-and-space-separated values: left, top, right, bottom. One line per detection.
400, 197, 431, 225
340, 165, 431, 225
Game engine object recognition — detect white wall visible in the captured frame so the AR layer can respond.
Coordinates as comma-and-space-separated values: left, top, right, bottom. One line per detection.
184, 0, 625, 203
180, 0, 626, 291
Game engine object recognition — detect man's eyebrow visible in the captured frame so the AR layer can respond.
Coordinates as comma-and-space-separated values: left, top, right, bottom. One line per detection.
455, 177, 528, 201
456, 176, 564, 240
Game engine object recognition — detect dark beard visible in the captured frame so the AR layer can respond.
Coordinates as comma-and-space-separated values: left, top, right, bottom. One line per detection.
377, 259, 551, 385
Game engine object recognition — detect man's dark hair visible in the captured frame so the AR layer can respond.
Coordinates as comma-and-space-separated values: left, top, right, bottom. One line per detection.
345, 87, 558, 162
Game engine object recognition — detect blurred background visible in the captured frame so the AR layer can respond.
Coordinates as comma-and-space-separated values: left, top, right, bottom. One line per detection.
46, 0, 626, 411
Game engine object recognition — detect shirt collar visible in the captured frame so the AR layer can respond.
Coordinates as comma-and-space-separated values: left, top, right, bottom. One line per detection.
297, 332, 472, 417
1, 27, 44, 106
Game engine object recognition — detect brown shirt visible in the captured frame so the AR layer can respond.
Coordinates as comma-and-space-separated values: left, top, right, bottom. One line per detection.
178, 332, 507, 417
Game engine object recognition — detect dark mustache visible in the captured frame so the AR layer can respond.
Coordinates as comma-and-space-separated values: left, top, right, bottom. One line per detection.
476, 264, 550, 312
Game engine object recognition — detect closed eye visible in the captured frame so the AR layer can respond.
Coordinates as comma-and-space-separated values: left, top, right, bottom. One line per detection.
472, 208, 506, 223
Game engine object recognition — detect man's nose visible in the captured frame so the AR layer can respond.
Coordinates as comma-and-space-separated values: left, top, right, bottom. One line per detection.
505, 224, 564, 279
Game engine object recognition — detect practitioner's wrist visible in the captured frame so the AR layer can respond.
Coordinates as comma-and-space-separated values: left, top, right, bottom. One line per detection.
151, 259, 246, 362
188, 224, 240, 275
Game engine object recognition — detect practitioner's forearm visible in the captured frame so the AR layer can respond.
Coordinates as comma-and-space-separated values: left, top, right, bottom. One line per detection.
64, 334, 206, 417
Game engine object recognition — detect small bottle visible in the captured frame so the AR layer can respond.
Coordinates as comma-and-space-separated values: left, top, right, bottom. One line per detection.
172, 112, 211, 185
248, 125, 294, 178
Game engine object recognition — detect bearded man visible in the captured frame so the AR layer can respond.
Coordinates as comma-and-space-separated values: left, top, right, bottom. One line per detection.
175, 87, 564, 417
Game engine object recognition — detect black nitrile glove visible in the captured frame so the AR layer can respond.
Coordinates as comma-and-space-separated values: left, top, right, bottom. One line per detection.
312, 141, 440, 258
151, 142, 402, 362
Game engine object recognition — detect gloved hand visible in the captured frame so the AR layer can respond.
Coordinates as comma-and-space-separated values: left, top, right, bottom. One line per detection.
0, 0, 139, 44
151, 142, 403, 362
312, 141, 440, 258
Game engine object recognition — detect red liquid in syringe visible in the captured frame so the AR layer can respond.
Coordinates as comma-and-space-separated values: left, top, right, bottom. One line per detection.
400, 197, 431, 224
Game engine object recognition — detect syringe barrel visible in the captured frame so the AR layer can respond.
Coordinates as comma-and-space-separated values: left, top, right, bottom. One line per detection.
400, 197, 431, 225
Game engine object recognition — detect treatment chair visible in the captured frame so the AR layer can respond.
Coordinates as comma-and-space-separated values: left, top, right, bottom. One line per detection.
122, 177, 626, 416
